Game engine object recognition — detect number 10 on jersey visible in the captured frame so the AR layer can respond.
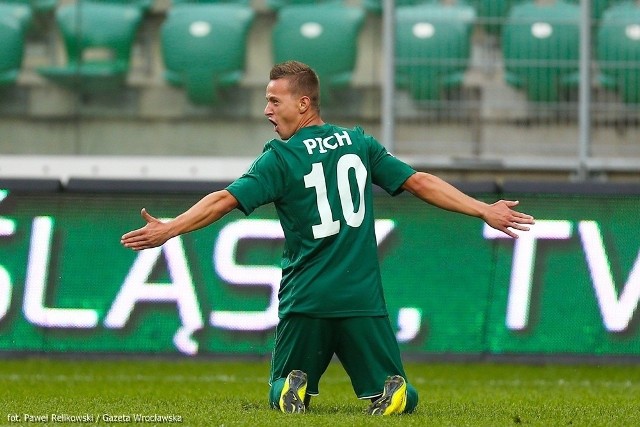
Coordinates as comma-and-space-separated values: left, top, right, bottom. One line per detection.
304, 154, 368, 239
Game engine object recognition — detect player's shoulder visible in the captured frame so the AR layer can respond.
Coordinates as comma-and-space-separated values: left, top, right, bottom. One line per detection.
262, 138, 285, 151
351, 125, 366, 135
329, 123, 366, 135
347, 125, 380, 149
260, 139, 293, 159
248, 139, 287, 170
324, 124, 375, 146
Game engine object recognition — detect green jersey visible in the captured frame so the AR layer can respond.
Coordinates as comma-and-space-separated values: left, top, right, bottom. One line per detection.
226, 124, 415, 318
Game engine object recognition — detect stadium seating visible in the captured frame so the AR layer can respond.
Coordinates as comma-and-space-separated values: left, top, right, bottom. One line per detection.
597, 1, 640, 104
160, 3, 255, 105
475, 0, 517, 35
86, 0, 154, 13
362, 0, 431, 15
271, 2, 365, 105
502, 0, 581, 103
0, 1, 33, 32
565, 0, 615, 22
0, 0, 56, 14
170, 0, 250, 6
475, 0, 612, 37
0, 14, 27, 87
266, 0, 337, 12
395, 1, 476, 101
36, 1, 143, 94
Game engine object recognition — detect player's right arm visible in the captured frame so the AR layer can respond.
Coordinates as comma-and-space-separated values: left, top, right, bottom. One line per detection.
121, 189, 238, 251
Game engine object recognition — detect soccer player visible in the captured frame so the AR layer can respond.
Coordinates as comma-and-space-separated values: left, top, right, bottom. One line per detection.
121, 61, 534, 415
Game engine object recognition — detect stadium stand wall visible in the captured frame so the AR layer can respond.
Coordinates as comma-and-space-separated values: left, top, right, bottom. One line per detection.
1, 0, 640, 183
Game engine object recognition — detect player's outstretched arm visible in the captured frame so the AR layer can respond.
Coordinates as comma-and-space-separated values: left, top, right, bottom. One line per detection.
401, 172, 534, 238
121, 190, 239, 251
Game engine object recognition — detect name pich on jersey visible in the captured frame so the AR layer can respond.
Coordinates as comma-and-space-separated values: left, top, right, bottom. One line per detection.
302, 130, 352, 155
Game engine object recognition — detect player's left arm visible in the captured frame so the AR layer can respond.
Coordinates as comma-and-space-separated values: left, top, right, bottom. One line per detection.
121, 189, 239, 250
401, 172, 534, 238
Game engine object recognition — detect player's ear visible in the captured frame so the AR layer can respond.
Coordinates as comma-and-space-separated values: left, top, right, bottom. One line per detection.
298, 96, 310, 113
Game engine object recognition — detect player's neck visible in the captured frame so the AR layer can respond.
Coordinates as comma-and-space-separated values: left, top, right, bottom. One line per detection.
297, 113, 325, 132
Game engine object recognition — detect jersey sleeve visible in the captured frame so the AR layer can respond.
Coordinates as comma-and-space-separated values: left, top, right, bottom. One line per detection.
225, 145, 287, 215
365, 131, 416, 196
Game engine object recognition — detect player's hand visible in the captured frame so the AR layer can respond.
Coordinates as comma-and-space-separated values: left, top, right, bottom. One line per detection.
121, 208, 172, 251
483, 200, 534, 238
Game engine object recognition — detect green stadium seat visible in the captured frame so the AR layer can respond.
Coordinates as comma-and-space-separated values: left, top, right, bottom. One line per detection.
36, 1, 143, 94
87, 0, 154, 13
0, 0, 56, 14
0, 2, 33, 32
266, 0, 336, 12
502, 0, 581, 103
361, 0, 428, 15
395, 1, 476, 101
272, 2, 365, 105
475, 0, 518, 35
170, 0, 249, 4
0, 15, 27, 87
160, 3, 255, 105
565, 0, 616, 22
477, 0, 613, 36
597, 1, 640, 104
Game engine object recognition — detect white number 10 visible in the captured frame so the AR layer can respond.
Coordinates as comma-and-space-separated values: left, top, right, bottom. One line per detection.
303, 154, 367, 239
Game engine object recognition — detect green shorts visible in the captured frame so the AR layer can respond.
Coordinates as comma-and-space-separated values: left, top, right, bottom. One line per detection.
269, 314, 408, 399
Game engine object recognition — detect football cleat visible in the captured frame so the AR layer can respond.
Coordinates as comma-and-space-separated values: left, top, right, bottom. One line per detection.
367, 375, 407, 415
279, 370, 308, 413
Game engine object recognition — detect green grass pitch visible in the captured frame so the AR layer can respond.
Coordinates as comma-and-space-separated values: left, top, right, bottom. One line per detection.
1, 357, 639, 426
